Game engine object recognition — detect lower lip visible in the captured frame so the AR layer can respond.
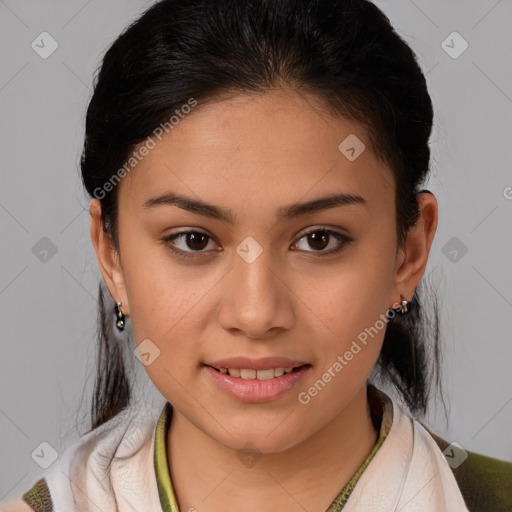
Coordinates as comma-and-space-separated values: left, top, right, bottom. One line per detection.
204, 365, 310, 403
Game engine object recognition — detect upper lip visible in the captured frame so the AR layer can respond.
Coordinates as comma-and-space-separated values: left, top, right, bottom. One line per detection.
205, 357, 309, 371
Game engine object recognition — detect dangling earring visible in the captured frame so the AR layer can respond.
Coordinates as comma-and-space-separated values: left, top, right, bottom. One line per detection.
399, 294, 409, 315
114, 301, 125, 331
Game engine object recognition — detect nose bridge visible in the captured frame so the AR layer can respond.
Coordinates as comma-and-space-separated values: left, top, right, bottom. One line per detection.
219, 235, 293, 337
233, 236, 279, 305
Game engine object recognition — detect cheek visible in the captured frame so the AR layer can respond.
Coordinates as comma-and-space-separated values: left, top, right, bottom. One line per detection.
294, 274, 391, 416
124, 262, 209, 399
120, 236, 207, 362
307, 248, 395, 348
296, 237, 395, 398
126, 272, 204, 348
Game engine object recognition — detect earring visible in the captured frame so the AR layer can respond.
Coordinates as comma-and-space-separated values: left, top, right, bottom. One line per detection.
399, 294, 409, 315
114, 301, 125, 331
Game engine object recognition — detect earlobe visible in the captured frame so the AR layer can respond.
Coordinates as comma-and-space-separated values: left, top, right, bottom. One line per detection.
89, 199, 130, 315
392, 192, 438, 302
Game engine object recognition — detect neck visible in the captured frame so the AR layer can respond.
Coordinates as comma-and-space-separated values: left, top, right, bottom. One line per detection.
167, 384, 379, 512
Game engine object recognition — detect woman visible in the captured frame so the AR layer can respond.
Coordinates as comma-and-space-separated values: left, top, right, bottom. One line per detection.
4, 0, 511, 511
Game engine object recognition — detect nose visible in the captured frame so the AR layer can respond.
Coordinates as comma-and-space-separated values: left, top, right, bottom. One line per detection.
217, 243, 295, 341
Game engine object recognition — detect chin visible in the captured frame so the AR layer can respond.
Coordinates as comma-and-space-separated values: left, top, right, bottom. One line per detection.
207, 420, 313, 455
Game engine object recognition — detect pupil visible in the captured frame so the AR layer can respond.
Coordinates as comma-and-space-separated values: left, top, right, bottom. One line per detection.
308, 231, 329, 251
187, 232, 208, 250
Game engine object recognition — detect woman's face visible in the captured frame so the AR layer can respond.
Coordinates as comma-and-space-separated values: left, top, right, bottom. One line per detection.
92, 89, 431, 453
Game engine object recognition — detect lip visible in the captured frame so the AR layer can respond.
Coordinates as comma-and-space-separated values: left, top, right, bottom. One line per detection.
205, 356, 308, 371
204, 361, 311, 403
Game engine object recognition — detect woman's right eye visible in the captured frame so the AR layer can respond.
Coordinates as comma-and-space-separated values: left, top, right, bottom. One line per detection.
161, 230, 219, 259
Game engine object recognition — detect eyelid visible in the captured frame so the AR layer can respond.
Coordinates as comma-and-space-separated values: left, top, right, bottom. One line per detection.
294, 224, 347, 240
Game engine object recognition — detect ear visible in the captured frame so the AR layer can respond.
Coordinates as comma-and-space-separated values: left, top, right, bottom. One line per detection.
89, 198, 130, 316
390, 191, 438, 306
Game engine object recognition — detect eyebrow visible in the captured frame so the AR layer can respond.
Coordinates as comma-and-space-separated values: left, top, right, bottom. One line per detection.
142, 191, 368, 223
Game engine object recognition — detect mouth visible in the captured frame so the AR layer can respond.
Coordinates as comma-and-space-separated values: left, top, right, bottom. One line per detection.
203, 361, 311, 402
205, 364, 309, 380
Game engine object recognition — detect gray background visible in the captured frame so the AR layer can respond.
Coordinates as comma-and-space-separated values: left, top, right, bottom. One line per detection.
1, 0, 511, 501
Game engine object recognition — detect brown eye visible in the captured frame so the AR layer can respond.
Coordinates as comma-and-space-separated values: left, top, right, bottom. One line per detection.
306, 231, 330, 251
182, 231, 209, 251
293, 228, 353, 255
161, 229, 218, 259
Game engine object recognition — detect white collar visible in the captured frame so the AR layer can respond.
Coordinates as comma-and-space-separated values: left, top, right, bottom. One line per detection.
43, 391, 468, 512
344, 394, 469, 511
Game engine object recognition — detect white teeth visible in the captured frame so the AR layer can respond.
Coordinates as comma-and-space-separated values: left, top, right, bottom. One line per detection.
223, 367, 295, 379
240, 369, 256, 379
256, 369, 275, 380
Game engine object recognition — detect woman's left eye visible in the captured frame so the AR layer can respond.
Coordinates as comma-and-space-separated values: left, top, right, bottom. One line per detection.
161, 227, 352, 259
293, 228, 353, 255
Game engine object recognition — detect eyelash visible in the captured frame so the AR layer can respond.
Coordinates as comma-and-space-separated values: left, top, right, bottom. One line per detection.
160, 227, 353, 261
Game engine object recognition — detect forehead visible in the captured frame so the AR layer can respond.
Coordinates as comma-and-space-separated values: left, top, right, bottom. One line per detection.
120, 89, 395, 218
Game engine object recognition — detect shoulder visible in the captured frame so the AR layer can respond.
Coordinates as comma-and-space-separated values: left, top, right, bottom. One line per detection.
0, 477, 52, 512
424, 426, 512, 512
4, 402, 163, 512
0, 478, 52, 512
0, 499, 35, 512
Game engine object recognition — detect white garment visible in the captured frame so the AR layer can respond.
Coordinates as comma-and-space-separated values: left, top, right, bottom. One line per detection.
45, 401, 163, 512
343, 398, 469, 511
40, 391, 469, 512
